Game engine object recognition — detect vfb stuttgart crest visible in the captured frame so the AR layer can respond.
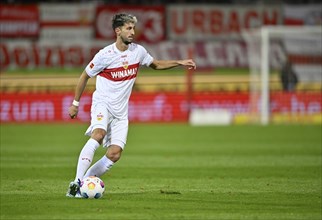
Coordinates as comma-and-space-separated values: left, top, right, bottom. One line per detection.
122, 61, 129, 69
97, 113, 104, 121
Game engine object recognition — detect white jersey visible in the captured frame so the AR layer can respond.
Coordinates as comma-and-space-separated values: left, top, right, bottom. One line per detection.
85, 43, 154, 119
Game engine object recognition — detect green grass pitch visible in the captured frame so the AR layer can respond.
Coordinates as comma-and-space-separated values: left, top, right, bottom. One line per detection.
0, 123, 321, 220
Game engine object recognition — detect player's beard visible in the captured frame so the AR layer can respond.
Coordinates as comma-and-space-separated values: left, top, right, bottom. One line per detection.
121, 35, 132, 45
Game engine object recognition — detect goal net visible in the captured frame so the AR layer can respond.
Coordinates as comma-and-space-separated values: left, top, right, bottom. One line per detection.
243, 26, 322, 125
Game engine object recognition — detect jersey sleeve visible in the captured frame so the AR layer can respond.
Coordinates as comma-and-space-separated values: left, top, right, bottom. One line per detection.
139, 45, 154, 67
85, 49, 108, 78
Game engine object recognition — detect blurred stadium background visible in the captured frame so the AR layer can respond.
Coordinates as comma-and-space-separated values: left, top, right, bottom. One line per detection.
0, 0, 321, 125
1, 2, 321, 219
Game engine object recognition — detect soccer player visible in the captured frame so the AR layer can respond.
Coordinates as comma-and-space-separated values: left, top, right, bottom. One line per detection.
66, 13, 196, 197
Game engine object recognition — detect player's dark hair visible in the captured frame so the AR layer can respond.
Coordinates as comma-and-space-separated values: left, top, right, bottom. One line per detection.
112, 13, 137, 30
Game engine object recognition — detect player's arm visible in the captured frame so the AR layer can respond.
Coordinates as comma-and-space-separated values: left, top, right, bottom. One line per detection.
149, 59, 196, 70
68, 70, 91, 119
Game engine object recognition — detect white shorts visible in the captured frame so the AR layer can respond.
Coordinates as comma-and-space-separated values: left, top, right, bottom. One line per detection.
85, 102, 129, 149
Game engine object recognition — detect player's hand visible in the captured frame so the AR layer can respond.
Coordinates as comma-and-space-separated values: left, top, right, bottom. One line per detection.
179, 59, 196, 70
68, 105, 79, 119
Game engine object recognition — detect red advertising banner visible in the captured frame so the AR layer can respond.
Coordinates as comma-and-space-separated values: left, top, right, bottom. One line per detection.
0, 5, 39, 38
95, 5, 166, 43
0, 42, 102, 69
1, 92, 320, 123
270, 92, 322, 114
1, 40, 286, 70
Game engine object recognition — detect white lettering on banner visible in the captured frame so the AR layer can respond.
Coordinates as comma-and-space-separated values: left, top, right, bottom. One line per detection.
129, 95, 172, 121
0, 22, 39, 34
291, 97, 305, 113
12, 102, 28, 121
168, 5, 281, 40
0, 101, 11, 121
0, 93, 321, 123
62, 96, 91, 122
30, 102, 54, 120
0, 101, 54, 121
270, 95, 321, 114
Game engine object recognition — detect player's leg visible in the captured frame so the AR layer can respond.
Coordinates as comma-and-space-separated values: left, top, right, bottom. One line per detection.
83, 118, 128, 178
73, 128, 105, 182
66, 103, 109, 197
74, 102, 110, 182
106, 144, 123, 162
83, 145, 122, 178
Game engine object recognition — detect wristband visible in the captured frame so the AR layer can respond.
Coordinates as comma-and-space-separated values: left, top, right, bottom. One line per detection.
72, 100, 80, 107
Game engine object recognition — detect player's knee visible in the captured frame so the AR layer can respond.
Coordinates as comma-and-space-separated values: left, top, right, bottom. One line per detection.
106, 145, 122, 162
107, 153, 121, 163
91, 128, 106, 144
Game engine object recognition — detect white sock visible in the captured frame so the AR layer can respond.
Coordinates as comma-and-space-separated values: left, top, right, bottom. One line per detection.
74, 138, 100, 182
84, 155, 114, 178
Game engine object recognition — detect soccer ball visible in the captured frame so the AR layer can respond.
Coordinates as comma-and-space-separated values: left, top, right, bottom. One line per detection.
80, 176, 105, 199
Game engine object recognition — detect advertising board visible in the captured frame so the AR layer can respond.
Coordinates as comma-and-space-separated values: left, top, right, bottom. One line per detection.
0, 5, 39, 38
1, 92, 320, 123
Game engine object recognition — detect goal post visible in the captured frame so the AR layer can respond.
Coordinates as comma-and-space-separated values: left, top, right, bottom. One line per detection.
243, 26, 322, 125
